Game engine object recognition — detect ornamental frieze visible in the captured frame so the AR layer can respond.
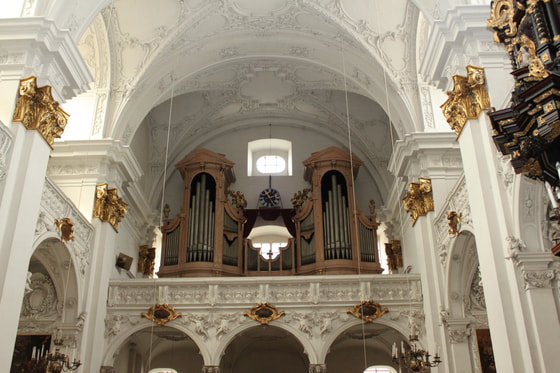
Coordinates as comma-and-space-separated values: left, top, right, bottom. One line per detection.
12, 76, 70, 148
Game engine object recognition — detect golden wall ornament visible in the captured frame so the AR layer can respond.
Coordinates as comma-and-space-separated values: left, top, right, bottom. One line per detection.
93, 183, 128, 232
141, 303, 182, 326
54, 218, 75, 242
347, 300, 389, 323
447, 211, 462, 236
244, 302, 285, 325
403, 177, 434, 226
12, 76, 70, 148
385, 243, 398, 272
440, 65, 491, 139
227, 190, 247, 209
291, 188, 311, 209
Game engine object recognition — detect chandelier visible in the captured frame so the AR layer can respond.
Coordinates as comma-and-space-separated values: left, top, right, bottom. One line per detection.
392, 334, 441, 372
30, 329, 82, 372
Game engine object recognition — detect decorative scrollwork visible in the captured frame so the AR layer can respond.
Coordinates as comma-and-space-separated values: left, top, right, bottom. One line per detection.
403, 177, 434, 226
244, 302, 285, 325
93, 184, 128, 232
347, 300, 388, 323
141, 303, 182, 326
440, 65, 490, 139
12, 76, 70, 148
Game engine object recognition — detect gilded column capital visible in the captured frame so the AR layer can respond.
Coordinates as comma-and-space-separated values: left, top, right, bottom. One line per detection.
12, 76, 70, 148
93, 183, 128, 232
440, 65, 490, 139
403, 177, 434, 226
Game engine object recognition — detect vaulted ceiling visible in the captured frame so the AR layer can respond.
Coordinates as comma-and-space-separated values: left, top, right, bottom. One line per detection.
74, 0, 444, 209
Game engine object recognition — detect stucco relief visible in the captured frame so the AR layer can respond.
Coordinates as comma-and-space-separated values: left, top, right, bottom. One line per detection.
20, 272, 59, 319
434, 176, 471, 269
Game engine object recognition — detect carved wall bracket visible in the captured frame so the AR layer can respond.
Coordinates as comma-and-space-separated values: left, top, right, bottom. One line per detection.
93, 184, 128, 232
440, 65, 491, 139
244, 302, 285, 325
347, 300, 388, 323
12, 76, 70, 148
447, 211, 462, 236
141, 303, 182, 326
403, 177, 434, 226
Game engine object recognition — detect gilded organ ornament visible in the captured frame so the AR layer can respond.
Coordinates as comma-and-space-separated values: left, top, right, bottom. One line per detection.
141, 303, 182, 326
244, 302, 285, 325
12, 76, 70, 148
93, 184, 128, 232
291, 188, 311, 209
347, 300, 388, 323
403, 178, 434, 226
228, 190, 247, 209
440, 65, 491, 139
54, 218, 75, 242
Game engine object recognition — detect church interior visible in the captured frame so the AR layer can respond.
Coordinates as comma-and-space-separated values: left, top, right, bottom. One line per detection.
1, 0, 560, 372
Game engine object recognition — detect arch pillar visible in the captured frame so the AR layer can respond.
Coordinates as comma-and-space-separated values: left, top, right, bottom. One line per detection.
444, 318, 473, 372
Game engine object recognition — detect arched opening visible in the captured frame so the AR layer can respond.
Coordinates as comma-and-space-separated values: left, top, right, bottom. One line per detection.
220, 325, 308, 373
112, 326, 202, 373
11, 237, 80, 371
326, 323, 404, 373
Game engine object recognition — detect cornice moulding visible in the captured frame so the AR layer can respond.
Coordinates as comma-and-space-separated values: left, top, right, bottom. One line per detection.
388, 132, 460, 178
419, 5, 497, 90
50, 139, 143, 185
0, 17, 92, 100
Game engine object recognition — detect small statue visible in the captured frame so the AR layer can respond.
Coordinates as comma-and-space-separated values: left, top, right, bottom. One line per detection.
291, 188, 311, 208
447, 211, 462, 236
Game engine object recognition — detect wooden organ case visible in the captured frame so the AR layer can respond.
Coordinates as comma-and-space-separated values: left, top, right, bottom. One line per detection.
294, 146, 382, 275
158, 149, 245, 277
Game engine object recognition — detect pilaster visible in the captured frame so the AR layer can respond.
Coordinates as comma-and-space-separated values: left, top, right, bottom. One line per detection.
444, 318, 473, 372
388, 130, 462, 373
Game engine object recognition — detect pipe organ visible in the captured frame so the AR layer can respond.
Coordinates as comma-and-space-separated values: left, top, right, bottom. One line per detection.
159, 146, 381, 277
159, 149, 245, 277
294, 146, 382, 274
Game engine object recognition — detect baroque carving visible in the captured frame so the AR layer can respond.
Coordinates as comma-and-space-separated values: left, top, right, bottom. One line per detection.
0, 123, 12, 181
12, 76, 70, 148
244, 302, 285, 325
440, 65, 490, 139
54, 218, 75, 242
93, 183, 128, 232
227, 190, 247, 209
347, 300, 389, 323
20, 272, 58, 319
291, 188, 311, 209
522, 269, 555, 290
447, 211, 462, 236
403, 177, 434, 226
448, 327, 471, 344
138, 245, 156, 277
141, 303, 182, 326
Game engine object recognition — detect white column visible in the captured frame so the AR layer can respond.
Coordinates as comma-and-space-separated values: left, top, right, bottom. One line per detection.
445, 319, 473, 373
0, 16, 91, 372
458, 115, 560, 372
0, 124, 51, 370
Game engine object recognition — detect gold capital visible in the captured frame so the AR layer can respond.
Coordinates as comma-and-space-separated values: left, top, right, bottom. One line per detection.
441, 65, 490, 139
13, 76, 69, 148
403, 177, 434, 226
93, 183, 128, 232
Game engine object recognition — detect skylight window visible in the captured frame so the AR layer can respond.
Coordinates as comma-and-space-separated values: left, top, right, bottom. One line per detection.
256, 155, 286, 174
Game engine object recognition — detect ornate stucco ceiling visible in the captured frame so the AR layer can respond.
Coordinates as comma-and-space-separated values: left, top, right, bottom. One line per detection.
76, 0, 433, 208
